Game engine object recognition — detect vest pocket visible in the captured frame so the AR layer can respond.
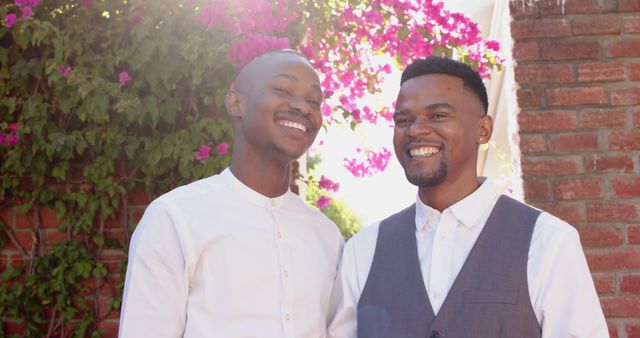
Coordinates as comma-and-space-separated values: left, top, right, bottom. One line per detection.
462, 290, 518, 304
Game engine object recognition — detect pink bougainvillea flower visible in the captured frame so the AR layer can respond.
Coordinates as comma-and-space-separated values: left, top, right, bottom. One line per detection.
82, 0, 93, 8
485, 39, 500, 52
8, 123, 18, 132
19, 6, 33, 18
0, 134, 5, 145
14, 0, 40, 7
57, 66, 72, 78
131, 9, 142, 25
194, 145, 211, 161
215, 142, 229, 155
4, 13, 17, 28
315, 196, 332, 210
228, 34, 290, 69
319, 175, 340, 192
6, 134, 19, 146
119, 71, 131, 86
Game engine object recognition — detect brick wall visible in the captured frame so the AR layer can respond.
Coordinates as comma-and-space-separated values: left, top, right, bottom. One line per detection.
511, 1, 640, 336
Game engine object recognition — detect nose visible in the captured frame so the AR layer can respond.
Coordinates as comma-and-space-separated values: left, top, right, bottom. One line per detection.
289, 96, 312, 116
408, 116, 433, 137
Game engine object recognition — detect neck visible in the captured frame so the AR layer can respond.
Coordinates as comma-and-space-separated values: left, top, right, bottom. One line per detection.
418, 174, 481, 212
229, 153, 292, 198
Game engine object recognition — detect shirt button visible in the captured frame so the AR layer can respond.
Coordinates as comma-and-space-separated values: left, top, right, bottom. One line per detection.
277, 231, 283, 239
434, 291, 443, 299
431, 330, 440, 338
285, 313, 291, 320
283, 270, 289, 277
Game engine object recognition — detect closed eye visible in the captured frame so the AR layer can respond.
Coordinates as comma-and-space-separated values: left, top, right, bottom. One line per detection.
274, 87, 291, 95
431, 112, 448, 119
306, 99, 322, 108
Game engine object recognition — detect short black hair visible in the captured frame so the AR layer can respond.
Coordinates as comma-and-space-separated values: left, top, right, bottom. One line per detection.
400, 57, 489, 114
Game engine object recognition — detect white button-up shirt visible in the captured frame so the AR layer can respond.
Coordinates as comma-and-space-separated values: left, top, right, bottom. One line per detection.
120, 168, 344, 338
328, 180, 608, 338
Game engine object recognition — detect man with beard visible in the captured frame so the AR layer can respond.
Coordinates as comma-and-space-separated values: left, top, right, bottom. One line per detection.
119, 50, 344, 337
328, 57, 607, 338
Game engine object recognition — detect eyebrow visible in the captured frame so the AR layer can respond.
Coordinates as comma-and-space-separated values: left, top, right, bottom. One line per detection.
272, 73, 323, 94
393, 102, 454, 117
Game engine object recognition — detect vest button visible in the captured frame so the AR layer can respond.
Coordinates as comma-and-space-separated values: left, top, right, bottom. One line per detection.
430, 331, 440, 338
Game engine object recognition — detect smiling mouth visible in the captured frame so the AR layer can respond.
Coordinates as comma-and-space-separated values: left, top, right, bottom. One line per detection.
409, 146, 440, 158
278, 120, 307, 133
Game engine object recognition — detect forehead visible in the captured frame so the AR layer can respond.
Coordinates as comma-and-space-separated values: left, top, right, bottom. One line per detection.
255, 54, 320, 85
397, 74, 466, 103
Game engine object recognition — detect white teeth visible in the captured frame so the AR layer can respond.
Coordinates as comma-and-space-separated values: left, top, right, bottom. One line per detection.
279, 120, 306, 132
410, 147, 439, 157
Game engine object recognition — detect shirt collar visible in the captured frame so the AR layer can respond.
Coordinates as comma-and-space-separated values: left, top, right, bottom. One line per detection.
219, 167, 295, 209
414, 178, 498, 231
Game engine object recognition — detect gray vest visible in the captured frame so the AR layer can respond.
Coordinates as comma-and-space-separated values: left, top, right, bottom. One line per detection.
357, 195, 541, 338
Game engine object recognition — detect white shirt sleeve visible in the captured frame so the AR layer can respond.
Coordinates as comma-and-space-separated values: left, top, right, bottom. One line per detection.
529, 213, 608, 338
328, 223, 380, 338
119, 200, 189, 338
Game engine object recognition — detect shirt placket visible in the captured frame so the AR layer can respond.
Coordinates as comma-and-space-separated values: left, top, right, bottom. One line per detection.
268, 202, 294, 337
428, 210, 456, 314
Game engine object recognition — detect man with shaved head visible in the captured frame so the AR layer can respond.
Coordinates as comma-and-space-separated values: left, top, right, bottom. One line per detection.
120, 50, 344, 337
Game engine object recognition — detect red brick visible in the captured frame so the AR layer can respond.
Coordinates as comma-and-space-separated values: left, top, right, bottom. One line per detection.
541, 41, 600, 60
509, 1, 539, 17
547, 87, 607, 106
0, 208, 11, 228
593, 274, 616, 294
43, 230, 69, 250
628, 324, 640, 337
630, 225, 640, 244
610, 322, 619, 338
612, 88, 640, 105
609, 131, 640, 150
572, 15, 622, 36
631, 63, 640, 81
522, 156, 581, 176
6, 231, 36, 251
515, 64, 574, 84
580, 109, 627, 129
578, 62, 625, 83
516, 88, 542, 107
519, 134, 546, 153
587, 250, 640, 270
511, 19, 571, 39
540, 0, 601, 14
513, 42, 539, 61
548, 133, 600, 152
127, 188, 150, 205
531, 202, 585, 223
588, 202, 638, 222
618, 0, 640, 12
623, 16, 640, 33
622, 275, 640, 294
636, 110, 640, 128
577, 225, 623, 246
96, 320, 119, 338
608, 39, 640, 57
554, 178, 602, 200
518, 110, 577, 132
585, 154, 635, 173
601, 297, 640, 317
611, 176, 640, 197
15, 209, 31, 228
523, 178, 550, 200
104, 228, 125, 244
39, 207, 61, 228
100, 250, 127, 274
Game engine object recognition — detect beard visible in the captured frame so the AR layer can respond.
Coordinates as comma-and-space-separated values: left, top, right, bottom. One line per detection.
404, 155, 447, 187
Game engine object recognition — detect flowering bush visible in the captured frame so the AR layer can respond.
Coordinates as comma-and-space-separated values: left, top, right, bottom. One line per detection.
0, 0, 501, 335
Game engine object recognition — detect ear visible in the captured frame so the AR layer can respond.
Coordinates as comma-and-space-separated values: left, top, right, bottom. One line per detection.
224, 91, 242, 118
477, 114, 493, 144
